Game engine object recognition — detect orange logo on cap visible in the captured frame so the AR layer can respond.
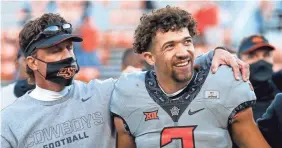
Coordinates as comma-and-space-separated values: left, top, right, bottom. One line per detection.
57, 67, 76, 79
252, 36, 264, 43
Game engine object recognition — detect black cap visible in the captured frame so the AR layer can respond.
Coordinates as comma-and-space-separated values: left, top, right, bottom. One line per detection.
238, 35, 275, 54
24, 33, 83, 57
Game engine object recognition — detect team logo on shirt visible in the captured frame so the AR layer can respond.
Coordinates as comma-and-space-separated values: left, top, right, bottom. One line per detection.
144, 110, 159, 121
170, 106, 180, 116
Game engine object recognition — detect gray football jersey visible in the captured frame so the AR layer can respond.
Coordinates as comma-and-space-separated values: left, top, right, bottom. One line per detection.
111, 65, 256, 148
1, 79, 115, 148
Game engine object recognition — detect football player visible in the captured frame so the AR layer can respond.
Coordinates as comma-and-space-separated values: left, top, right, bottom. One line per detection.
111, 6, 270, 148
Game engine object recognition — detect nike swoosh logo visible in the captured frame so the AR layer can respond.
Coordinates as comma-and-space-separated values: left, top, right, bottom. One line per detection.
81, 96, 91, 102
188, 108, 205, 115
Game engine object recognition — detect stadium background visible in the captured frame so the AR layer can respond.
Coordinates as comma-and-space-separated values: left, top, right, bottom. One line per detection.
1, 1, 282, 86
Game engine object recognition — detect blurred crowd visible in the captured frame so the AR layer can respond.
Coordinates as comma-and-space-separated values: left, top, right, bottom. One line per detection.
1, 1, 282, 83
1, 1, 282, 147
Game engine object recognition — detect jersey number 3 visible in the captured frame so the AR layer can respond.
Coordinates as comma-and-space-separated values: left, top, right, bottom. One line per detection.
160, 126, 197, 148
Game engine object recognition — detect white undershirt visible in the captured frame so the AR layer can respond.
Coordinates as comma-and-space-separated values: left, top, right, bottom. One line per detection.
159, 85, 186, 97
29, 85, 71, 101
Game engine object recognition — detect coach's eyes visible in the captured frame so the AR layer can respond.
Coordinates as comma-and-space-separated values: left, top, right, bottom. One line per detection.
49, 47, 62, 54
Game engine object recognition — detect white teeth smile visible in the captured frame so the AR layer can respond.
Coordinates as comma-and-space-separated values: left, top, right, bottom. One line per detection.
175, 61, 189, 67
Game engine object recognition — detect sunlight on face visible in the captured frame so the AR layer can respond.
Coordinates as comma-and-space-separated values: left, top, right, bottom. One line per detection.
153, 28, 195, 83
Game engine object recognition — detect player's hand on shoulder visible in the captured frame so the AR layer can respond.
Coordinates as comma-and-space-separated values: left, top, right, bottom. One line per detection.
212, 47, 250, 82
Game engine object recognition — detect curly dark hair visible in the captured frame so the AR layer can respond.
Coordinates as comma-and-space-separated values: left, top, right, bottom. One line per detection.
19, 13, 68, 84
133, 6, 198, 54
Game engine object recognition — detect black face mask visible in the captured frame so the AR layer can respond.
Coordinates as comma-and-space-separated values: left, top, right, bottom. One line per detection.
35, 57, 79, 86
250, 60, 275, 101
250, 60, 273, 82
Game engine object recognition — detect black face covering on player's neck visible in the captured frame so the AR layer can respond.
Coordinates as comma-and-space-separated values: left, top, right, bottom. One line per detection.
250, 60, 276, 101
34, 57, 79, 86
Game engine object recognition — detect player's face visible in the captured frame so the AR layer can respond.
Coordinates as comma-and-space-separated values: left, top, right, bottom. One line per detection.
152, 28, 195, 83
